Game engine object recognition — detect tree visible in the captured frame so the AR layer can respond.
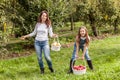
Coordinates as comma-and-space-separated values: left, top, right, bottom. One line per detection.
14, 0, 71, 36
74, 0, 119, 36
111, 0, 120, 33
66, 0, 81, 30
75, 0, 100, 36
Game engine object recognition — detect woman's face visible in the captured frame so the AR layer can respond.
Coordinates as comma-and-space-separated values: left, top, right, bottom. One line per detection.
41, 13, 47, 22
80, 28, 86, 37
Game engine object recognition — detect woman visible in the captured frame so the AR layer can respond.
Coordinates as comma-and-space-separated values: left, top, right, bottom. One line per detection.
21, 10, 58, 74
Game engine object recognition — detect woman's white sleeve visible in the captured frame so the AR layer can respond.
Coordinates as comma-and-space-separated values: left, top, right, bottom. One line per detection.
28, 24, 37, 37
48, 26, 53, 37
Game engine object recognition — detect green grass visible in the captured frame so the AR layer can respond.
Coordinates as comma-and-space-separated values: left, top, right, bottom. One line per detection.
0, 36, 120, 80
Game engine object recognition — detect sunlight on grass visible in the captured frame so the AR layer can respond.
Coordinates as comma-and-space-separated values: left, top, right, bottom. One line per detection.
0, 36, 120, 80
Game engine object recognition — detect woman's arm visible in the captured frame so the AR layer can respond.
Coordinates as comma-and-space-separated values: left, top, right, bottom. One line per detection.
48, 26, 58, 38
20, 23, 37, 40
20, 34, 30, 40
28, 24, 37, 37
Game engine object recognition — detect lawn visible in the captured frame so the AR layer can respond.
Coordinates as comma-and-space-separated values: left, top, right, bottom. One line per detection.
0, 36, 120, 80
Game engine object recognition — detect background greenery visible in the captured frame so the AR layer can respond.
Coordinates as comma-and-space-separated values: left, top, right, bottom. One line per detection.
0, 0, 120, 80
0, 0, 120, 36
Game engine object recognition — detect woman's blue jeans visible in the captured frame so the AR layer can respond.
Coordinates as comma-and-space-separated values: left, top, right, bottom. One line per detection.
71, 43, 91, 61
34, 40, 52, 69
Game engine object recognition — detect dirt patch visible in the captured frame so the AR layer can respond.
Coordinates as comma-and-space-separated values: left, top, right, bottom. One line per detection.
1, 34, 118, 60
61, 42, 74, 48
90, 33, 109, 40
0, 50, 34, 60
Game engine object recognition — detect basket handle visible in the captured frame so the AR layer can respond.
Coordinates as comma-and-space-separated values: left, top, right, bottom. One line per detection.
71, 58, 86, 71
53, 37, 60, 43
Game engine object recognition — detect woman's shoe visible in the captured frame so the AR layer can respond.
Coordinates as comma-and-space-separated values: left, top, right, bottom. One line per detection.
49, 68, 54, 73
40, 68, 44, 74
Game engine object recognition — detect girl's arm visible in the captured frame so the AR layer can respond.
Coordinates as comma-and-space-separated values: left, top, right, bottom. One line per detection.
82, 36, 90, 59
75, 36, 79, 58
82, 44, 87, 59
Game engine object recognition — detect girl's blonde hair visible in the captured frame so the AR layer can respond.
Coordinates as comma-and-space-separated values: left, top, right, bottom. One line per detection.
76, 26, 90, 46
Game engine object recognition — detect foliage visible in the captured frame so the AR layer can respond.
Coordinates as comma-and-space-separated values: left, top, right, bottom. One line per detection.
0, 31, 10, 57
73, 0, 120, 36
12, 0, 72, 36
0, 0, 120, 37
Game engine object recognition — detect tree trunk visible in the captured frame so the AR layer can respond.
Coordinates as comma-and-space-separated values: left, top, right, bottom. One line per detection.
88, 11, 98, 37
114, 18, 118, 33
70, 15, 74, 31
91, 24, 98, 36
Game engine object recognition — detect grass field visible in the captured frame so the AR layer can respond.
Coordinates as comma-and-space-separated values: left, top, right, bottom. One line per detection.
0, 36, 120, 80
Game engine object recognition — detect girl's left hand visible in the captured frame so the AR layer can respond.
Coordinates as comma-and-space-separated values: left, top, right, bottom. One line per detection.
82, 55, 84, 60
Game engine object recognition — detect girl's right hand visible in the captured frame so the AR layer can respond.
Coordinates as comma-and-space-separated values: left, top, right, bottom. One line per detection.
75, 53, 79, 59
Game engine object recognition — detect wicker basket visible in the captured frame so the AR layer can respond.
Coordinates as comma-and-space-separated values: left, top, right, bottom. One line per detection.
72, 59, 86, 75
51, 37, 61, 51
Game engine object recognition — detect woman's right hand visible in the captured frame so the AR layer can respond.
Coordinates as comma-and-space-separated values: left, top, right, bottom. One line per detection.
20, 36, 26, 40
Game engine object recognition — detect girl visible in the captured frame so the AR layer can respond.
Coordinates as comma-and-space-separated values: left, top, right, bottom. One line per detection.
68, 26, 93, 74
21, 10, 58, 74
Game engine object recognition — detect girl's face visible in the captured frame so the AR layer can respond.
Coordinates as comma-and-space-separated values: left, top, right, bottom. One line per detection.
41, 13, 47, 22
80, 28, 86, 37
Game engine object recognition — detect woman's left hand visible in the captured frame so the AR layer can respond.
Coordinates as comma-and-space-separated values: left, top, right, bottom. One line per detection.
53, 34, 58, 38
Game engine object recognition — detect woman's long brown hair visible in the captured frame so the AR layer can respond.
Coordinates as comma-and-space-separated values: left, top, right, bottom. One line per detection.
37, 10, 51, 28
76, 26, 90, 46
